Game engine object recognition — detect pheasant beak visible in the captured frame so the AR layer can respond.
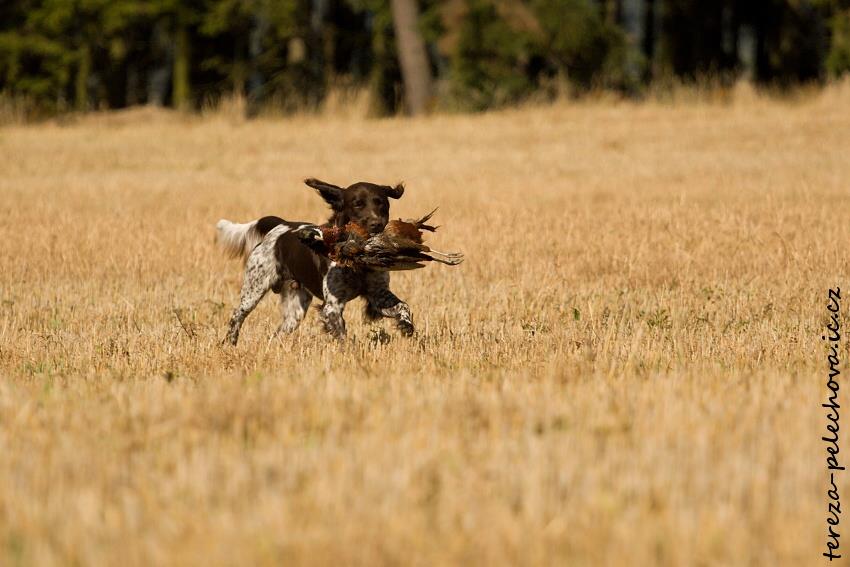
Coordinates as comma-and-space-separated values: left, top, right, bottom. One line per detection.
295, 225, 323, 241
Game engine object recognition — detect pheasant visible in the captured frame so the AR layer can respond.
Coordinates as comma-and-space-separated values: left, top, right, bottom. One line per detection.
296, 209, 463, 271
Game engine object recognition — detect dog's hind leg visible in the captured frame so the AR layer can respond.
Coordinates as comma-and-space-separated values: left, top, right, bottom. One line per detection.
275, 281, 313, 336
226, 250, 277, 345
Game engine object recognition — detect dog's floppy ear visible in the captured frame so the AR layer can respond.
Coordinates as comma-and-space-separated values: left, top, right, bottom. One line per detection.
304, 178, 344, 210
383, 182, 405, 199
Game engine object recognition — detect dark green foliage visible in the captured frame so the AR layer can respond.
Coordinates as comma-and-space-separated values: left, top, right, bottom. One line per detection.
738, 0, 829, 84
0, 0, 847, 117
449, 0, 535, 110
196, 0, 305, 111
657, 0, 739, 79
448, 0, 636, 110
347, 0, 403, 114
827, 8, 850, 76
532, 0, 633, 90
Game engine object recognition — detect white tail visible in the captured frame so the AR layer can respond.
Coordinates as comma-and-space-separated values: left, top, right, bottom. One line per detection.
216, 219, 262, 261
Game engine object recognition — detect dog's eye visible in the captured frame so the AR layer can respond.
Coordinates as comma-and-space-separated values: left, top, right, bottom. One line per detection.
353, 201, 365, 208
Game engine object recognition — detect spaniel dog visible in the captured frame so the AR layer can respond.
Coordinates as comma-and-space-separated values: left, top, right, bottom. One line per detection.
216, 178, 412, 344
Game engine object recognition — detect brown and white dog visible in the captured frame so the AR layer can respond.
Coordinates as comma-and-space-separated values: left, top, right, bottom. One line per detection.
216, 178, 412, 344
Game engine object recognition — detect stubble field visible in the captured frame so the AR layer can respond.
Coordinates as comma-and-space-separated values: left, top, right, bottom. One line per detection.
1, 87, 848, 565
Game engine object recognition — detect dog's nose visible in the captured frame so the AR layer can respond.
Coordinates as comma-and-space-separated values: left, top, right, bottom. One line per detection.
368, 221, 384, 234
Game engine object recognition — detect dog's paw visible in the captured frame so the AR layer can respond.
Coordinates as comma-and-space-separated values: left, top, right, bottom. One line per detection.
397, 320, 415, 337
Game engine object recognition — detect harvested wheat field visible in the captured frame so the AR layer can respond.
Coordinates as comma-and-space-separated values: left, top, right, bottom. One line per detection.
1, 87, 848, 566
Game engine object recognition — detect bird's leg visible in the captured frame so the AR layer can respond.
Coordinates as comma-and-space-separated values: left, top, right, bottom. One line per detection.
426, 248, 464, 265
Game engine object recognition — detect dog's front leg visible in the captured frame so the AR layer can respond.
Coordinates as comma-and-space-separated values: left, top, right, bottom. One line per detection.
320, 265, 359, 339
365, 273, 414, 336
320, 295, 347, 338
374, 291, 414, 336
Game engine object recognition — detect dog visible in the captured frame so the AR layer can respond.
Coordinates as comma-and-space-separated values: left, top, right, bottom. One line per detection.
216, 178, 413, 344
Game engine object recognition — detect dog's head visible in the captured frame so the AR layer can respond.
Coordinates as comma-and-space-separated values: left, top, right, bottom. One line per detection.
304, 178, 404, 234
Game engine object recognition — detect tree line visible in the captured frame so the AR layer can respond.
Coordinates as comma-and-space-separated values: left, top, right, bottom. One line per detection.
2, 0, 850, 117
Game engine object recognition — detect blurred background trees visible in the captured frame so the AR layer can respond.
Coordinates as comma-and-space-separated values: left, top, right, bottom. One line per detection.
0, 0, 848, 117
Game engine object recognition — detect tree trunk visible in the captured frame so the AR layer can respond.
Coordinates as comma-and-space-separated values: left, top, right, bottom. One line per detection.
308, 0, 329, 107
147, 21, 171, 106
605, 0, 621, 26
390, 0, 432, 115
643, 0, 655, 72
75, 45, 91, 111
248, 9, 268, 112
173, 22, 190, 110
233, 41, 246, 97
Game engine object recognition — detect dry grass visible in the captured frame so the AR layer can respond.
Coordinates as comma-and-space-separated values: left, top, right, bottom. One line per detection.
1, 87, 849, 566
